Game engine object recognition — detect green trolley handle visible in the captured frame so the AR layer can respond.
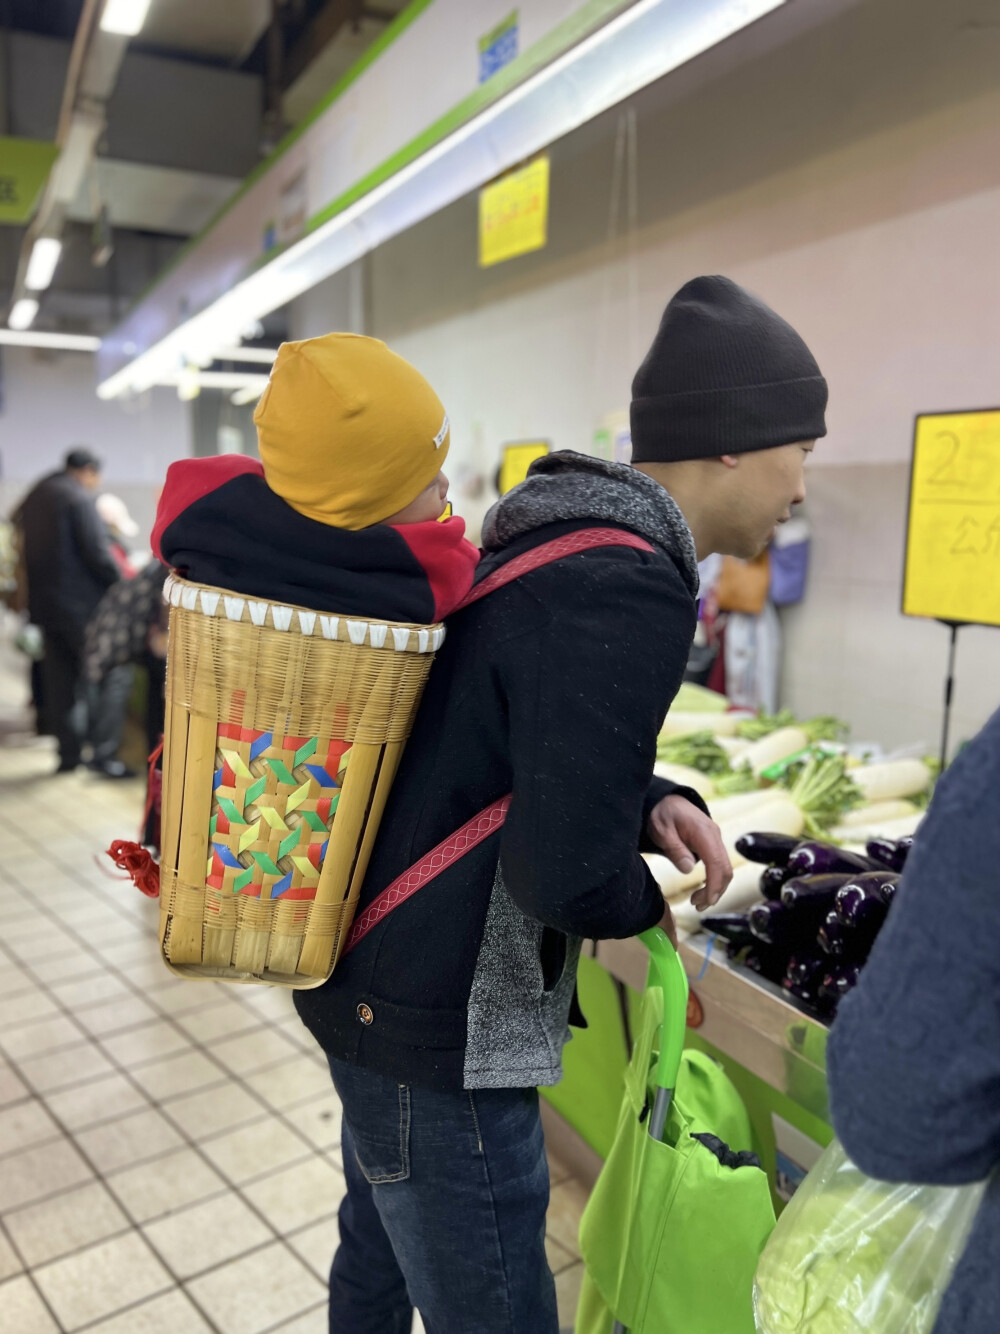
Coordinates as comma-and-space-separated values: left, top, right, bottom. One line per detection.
611, 928, 691, 1334
638, 926, 690, 1141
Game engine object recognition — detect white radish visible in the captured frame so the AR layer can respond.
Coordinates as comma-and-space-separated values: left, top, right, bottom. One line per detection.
714, 735, 752, 759
838, 799, 917, 828
853, 759, 930, 802
708, 790, 783, 822
653, 762, 715, 799
671, 863, 763, 933
741, 727, 809, 777
660, 710, 742, 738
644, 793, 805, 900
830, 811, 924, 844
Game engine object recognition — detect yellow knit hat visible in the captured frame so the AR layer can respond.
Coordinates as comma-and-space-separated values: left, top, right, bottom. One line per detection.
254, 333, 451, 529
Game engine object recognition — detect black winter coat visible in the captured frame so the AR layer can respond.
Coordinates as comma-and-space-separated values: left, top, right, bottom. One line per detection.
15, 471, 120, 639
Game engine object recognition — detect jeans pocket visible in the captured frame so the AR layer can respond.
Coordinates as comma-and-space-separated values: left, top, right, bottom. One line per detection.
339, 1073, 412, 1185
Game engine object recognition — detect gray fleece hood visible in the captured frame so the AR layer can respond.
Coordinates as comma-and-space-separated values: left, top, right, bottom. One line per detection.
481, 451, 699, 596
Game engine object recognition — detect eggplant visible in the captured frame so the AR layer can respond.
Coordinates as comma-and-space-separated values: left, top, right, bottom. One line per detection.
760, 864, 792, 900
818, 908, 851, 957
780, 872, 852, 912
701, 914, 755, 950
876, 875, 900, 906
735, 831, 804, 867
749, 900, 827, 951
741, 944, 790, 985
782, 954, 832, 1013
865, 835, 914, 874
819, 963, 862, 1006
837, 891, 890, 955
787, 841, 879, 877
835, 872, 897, 926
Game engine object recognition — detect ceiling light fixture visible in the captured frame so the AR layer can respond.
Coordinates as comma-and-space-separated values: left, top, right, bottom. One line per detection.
25, 237, 64, 291
8, 299, 40, 331
100, 0, 153, 38
0, 328, 100, 350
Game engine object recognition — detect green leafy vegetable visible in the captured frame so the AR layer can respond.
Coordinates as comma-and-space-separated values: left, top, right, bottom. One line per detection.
655, 730, 732, 776
711, 765, 760, 795
736, 709, 797, 741
780, 752, 863, 838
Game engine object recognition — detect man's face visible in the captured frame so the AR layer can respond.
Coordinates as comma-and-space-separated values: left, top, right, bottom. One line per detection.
79, 466, 101, 491
722, 441, 813, 559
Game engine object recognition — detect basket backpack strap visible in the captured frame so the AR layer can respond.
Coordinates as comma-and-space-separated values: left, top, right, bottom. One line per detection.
456, 525, 655, 611
341, 525, 655, 956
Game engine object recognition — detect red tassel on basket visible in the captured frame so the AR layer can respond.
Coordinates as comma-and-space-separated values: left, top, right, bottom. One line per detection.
107, 840, 161, 898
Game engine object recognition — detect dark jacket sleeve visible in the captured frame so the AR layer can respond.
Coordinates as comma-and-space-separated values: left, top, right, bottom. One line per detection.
70, 496, 121, 591
828, 709, 1000, 1186
639, 775, 710, 854
498, 556, 694, 941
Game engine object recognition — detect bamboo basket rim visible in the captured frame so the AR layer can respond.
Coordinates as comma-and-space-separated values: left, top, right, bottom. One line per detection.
163, 573, 445, 654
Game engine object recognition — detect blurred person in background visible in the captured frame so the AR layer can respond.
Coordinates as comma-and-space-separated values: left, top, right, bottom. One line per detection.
82, 493, 147, 780
84, 557, 169, 784
13, 448, 121, 772
96, 492, 142, 577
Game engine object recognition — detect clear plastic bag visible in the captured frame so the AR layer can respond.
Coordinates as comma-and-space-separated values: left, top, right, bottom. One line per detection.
753, 1138, 985, 1334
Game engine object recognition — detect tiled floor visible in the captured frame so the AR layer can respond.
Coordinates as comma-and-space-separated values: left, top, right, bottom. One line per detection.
0, 642, 588, 1333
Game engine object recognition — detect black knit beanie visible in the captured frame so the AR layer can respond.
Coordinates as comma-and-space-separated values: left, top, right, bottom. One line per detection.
630, 276, 827, 463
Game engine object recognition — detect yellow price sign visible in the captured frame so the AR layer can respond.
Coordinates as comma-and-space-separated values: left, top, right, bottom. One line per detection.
499, 441, 549, 496
479, 156, 549, 268
903, 409, 1000, 627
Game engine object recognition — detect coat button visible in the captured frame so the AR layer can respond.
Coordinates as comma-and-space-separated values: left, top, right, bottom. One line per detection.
356, 1003, 374, 1026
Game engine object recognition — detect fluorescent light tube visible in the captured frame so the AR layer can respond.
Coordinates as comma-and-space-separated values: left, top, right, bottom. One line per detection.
100, 0, 153, 37
0, 328, 100, 350
25, 237, 63, 291
8, 299, 39, 331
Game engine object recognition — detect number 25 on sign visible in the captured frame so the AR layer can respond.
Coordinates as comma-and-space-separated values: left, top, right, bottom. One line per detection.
903, 409, 1000, 628
479, 156, 550, 268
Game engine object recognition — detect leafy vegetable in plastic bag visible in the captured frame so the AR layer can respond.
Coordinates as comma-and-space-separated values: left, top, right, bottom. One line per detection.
754, 1139, 984, 1334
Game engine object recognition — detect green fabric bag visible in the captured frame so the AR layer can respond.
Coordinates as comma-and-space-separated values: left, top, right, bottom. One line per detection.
576, 929, 776, 1334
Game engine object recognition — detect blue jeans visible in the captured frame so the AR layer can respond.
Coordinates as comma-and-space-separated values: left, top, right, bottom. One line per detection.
327, 1057, 559, 1334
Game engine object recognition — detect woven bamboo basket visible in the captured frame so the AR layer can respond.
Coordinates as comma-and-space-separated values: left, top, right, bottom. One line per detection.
158, 574, 443, 988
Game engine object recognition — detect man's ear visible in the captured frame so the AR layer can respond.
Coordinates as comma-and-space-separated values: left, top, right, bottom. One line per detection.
719, 454, 741, 471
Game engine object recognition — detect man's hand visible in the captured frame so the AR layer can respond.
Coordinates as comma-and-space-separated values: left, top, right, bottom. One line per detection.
648, 793, 733, 912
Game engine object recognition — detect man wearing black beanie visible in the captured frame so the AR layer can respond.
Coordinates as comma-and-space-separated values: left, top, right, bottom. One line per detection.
296, 276, 825, 1334
631, 274, 827, 559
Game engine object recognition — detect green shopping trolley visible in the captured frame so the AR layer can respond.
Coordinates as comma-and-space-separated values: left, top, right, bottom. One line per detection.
575, 927, 777, 1334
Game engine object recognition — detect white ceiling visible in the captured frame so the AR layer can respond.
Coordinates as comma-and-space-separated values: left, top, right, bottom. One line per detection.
140, 0, 272, 63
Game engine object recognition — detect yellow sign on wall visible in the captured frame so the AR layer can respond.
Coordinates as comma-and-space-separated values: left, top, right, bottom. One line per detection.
0, 137, 59, 225
479, 156, 549, 268
499, 441, 549, 496
903, 410, 1000, 627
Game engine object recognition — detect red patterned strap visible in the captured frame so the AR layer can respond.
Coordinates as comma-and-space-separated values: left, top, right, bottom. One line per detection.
341, 526, 655, 956
343, 796, 511, 954
457, 526, 654, 610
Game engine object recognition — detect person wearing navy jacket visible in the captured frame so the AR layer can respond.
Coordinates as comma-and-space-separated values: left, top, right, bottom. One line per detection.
281, 279, 829, 1334
829, 710, 1000, 1334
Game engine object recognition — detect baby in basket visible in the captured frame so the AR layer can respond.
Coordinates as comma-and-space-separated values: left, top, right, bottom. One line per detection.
151, 332, 479, 620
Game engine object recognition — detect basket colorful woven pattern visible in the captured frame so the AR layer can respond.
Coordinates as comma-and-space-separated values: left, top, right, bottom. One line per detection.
208, 728, 352, 899
159, 574, 443, 987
